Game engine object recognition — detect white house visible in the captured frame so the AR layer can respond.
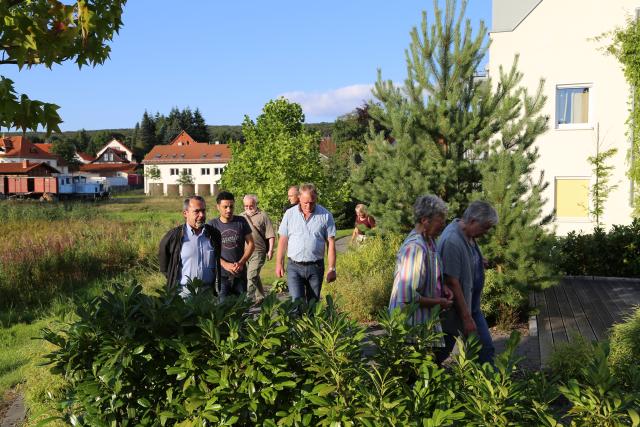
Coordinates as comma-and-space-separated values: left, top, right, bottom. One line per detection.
489, 0, 636, 235
142, 130, 231, 196
0, 136, 68, 174
96, 138, 135, 163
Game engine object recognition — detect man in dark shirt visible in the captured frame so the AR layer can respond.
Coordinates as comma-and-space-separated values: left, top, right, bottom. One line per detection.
209, 191, 255, 301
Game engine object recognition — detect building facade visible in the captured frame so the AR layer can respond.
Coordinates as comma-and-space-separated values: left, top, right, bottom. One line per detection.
0, 137, 68, 174
489, 0, 636, 234
142, 130, 231, 196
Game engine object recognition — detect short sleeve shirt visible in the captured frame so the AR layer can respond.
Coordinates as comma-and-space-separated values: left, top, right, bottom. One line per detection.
209, 216, 252, 263
279, 204, 336, 262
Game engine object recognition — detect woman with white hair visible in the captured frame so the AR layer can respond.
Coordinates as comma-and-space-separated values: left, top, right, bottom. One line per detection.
388, 194, 454, 348
350, 203, 376, 245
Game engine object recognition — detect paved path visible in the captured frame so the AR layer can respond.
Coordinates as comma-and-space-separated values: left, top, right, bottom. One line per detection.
335, 236, 350, 253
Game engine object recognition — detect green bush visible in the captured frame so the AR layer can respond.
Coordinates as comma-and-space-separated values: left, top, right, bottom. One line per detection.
552, 219, 640, 277
609, 307, 640, 382
323, 233, 403, 322
548, 335, 597, 383
480, 269, 526, 330
43, 282, 576, 426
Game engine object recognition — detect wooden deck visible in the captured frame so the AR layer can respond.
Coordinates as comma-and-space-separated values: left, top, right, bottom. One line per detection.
531, 277, 640, 366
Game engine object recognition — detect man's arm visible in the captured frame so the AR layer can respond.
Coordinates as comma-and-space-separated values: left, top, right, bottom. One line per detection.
236, 234, 255, 271
275, 235, 288, 278
326, 236, 336, 282
158, 231, 172, 277
267, 237, 275, 260
444, 274, 476, 336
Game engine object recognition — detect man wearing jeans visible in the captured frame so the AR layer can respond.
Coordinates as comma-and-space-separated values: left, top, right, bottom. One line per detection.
437, 200, 498, 365
276, 183, 337, 303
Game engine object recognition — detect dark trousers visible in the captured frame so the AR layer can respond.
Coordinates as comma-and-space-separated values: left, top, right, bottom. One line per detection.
436, 309, 495, 365
218, 273, 247, 302
287, 259, 324, 303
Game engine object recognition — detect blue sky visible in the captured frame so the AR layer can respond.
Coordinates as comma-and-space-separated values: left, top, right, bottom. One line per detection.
4, 0, 491, 131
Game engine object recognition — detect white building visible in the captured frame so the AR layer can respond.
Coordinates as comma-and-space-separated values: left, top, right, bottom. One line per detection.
0, 136, 68, 174
489, 0, 636, 234
142, 130, 230, 195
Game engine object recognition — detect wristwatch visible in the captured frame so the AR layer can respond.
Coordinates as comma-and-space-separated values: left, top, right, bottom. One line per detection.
328, 267, 336, 273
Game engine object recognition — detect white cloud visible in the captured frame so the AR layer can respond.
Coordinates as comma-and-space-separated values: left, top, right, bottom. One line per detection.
279, 84, 375, 120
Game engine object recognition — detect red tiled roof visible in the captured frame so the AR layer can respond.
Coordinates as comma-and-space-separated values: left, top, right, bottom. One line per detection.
169, 130, 203, 146
77, 152, 96, 162
143, 143, 231, 164
0, 161, 60, 174
79, 163, 139, 173
0, 137, 58, 160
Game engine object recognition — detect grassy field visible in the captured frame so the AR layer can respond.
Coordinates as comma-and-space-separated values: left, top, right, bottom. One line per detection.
0, 194, 353, 423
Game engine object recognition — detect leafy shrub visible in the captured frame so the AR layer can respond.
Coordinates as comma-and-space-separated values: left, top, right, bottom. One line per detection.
43, 282, 577, 426
481, 269, 526, 330
548, 335, 597, 383
609, 307, 640, 382
552, 219, 640, 277
323, 233, 403, 322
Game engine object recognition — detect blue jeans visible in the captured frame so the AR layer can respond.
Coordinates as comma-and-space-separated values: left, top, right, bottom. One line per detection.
218, 273, 247, 303
287, 259, 324, 303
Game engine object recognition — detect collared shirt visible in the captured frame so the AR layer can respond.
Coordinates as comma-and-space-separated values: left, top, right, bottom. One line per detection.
179, 224, 215, 286
279, 203, 336, 262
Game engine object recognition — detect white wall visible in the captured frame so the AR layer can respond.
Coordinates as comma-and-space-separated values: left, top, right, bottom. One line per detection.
0, 157, 68, 174
489, 0, 636, 235
143, 162, 226, 195
96, 139, 134, 162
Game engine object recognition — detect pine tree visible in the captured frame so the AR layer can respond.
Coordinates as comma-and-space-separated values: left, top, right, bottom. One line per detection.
352, 0, 555, 316
140, 111, 157, 154
190, 108, 210, 142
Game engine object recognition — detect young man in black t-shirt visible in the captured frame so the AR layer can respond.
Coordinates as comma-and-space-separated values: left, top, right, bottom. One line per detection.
209, 191, 254, 301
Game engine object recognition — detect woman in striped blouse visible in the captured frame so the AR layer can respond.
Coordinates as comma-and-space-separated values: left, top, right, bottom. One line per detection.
388, 194, 454, 349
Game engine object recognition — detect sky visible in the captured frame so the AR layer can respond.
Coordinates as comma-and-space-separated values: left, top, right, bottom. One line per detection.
4, 0, 492, 131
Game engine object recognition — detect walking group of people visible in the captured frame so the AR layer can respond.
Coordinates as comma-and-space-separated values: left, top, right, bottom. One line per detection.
159, 184, 497, 365
159, 183, 336, 304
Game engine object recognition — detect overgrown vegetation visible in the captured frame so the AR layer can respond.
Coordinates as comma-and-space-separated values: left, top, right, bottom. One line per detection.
551, 219, 640, 277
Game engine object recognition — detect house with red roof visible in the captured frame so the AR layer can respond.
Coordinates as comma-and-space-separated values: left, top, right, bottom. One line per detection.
0, 136, 68, 173
79, 138, 140, 187
142, 130, 231, 196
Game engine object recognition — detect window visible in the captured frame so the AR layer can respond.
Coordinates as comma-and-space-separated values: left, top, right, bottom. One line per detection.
170, 168, 179, 176
556, 85, 591, 128
555, 178, 590, 218
214, 168, 220, 175
182, 168, 192, 175
201, 168, 210, 175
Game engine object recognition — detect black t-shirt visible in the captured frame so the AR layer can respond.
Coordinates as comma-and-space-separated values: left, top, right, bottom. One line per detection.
209, 216, 252, 264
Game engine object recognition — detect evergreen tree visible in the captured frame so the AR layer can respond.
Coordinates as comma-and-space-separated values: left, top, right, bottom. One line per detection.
190, 108, 210, 142
352, 0, 555, 314
163, 108, 184, 144
220, 98, 324, 219
75, 128, 91, 153
139, 111, 157, 154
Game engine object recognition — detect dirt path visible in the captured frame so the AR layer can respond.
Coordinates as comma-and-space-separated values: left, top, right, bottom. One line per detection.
0, 390, 25, 427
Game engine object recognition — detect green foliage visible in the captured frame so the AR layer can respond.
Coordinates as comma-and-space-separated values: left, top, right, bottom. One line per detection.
551, 220, 640, 277
548, 335, 598, 383
0, 0, 126, 134
175, 169, 194, 185
220, 98, 325, 220
270, 278, 288, 294
609, 19, 640, 216
43, 282, 580, 426
144, 165, 161, 182
480, 269, 525, 330
323, 234, 403, 322
50, 136, 80, 166
609, 307, 640, 382
587, 142, 619, 226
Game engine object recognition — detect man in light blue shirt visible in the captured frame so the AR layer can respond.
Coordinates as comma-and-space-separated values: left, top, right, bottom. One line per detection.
276, 183, 337, 303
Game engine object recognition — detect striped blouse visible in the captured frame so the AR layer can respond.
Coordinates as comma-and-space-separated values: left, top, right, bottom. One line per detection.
388, 229, 445, 346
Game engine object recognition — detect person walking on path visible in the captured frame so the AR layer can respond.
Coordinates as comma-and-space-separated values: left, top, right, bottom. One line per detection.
388, 195, 453, 349
159, 196, 221, 298
276, 183, 337, 303
240, 194, 275, 303
209, 191, 255, 302
436, 200, 498, 365
283, 185, 300, 213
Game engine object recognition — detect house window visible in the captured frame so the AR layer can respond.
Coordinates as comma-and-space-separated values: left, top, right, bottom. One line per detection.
183, 168, 192, 175
201, 168, 210, 175
555, 178, 590, 218
170, 168, 179, 176
556, 85, 591, 128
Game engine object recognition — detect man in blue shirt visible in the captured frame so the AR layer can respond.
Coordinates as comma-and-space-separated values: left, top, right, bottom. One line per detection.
276, 183, 337, 303
159, 196, 221, 298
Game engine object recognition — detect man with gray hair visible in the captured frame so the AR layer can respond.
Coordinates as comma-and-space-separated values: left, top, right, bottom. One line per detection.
276, 183, 337, 303
436, 200, 498, 364
241, 194, 275, 303
159, 196, 222, 298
